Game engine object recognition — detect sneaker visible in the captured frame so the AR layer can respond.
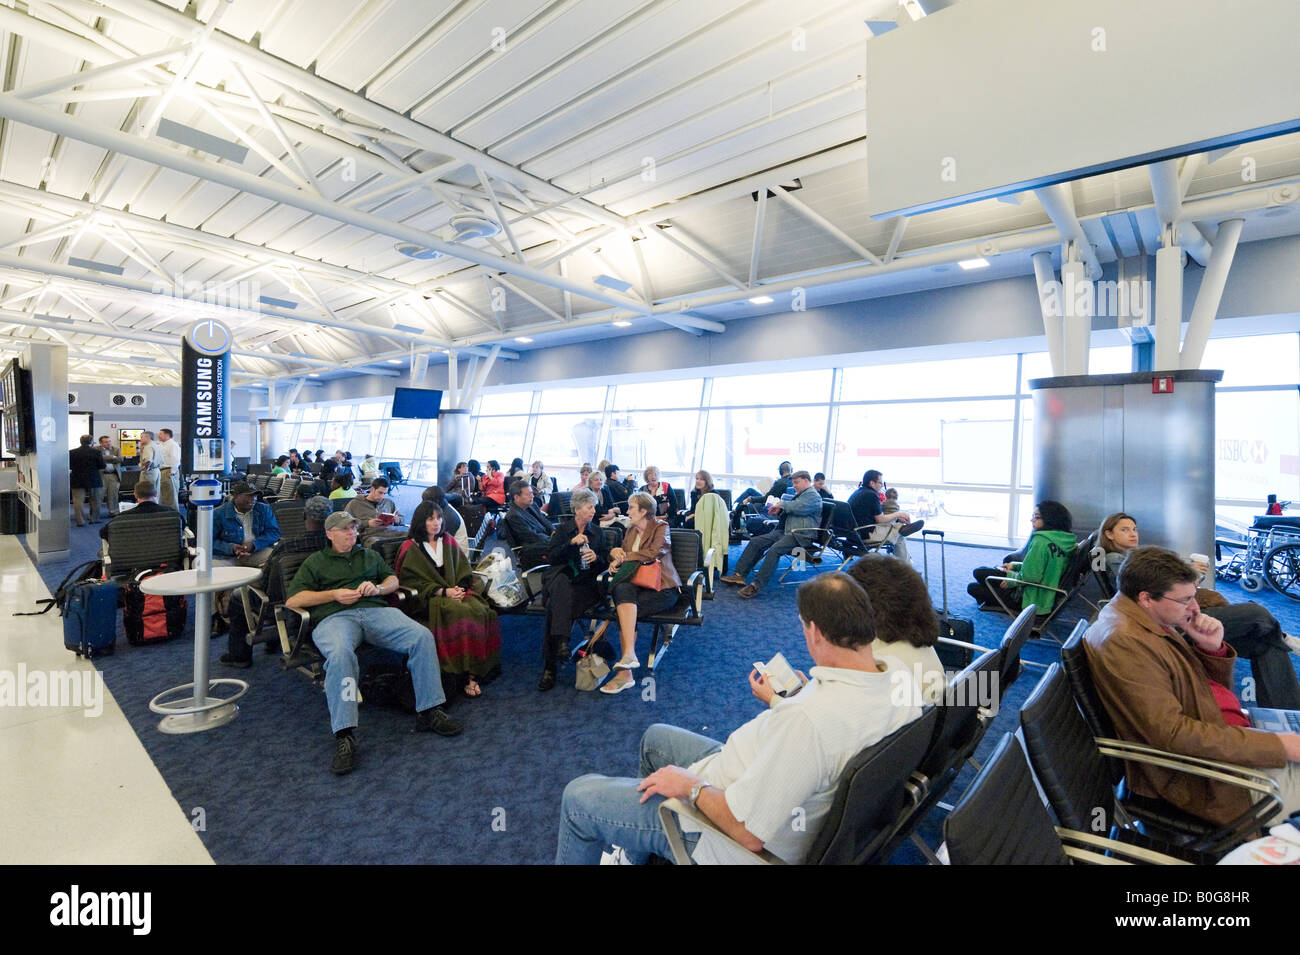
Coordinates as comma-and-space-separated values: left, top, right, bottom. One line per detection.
415, 706, 464, 736
331, 735, 357, 775
218, 652, 252, 669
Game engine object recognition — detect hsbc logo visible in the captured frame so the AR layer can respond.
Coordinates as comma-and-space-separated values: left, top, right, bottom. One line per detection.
1219, 439, 1268, 465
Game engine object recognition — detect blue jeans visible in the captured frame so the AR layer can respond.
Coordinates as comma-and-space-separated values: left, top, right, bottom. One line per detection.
735, 529, 801, 589
312, 607, 445, 733
556, 724, 723, 865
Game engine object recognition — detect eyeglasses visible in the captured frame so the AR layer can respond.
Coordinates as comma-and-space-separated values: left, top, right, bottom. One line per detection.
1158, 592, 1197, 607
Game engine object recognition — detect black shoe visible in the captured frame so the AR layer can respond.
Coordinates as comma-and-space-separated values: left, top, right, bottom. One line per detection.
331, 735, 357, 775
415, 706, 464, 736
538, 668, 556, 692
219, 652, 252, 669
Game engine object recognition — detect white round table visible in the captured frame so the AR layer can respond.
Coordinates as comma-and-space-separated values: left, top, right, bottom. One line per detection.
144, 566, 261, 734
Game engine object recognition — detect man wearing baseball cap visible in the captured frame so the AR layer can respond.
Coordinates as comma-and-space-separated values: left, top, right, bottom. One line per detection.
286, 510, 463, 774
212, 481, 281, 568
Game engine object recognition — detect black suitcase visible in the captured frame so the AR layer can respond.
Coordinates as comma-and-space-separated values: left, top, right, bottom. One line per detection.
459, 502, 487, 539
921, 529, 976, 670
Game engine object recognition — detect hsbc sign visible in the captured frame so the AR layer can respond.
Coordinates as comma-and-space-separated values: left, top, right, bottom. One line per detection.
1219, 438, 1268, 465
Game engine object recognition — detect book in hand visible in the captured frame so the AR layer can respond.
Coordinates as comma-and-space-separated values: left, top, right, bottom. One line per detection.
753, 652, 803, 697
377, 512, 397, 525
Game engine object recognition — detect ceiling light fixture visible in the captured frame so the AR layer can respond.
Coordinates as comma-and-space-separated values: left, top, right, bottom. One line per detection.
394, 242, 444, 261
514, 336, 533, 343
958, 257, 990, 270
748, 295, 774, 304
594, 274, 633, 293
387, 359, 402, 364
612, 320, 632, 328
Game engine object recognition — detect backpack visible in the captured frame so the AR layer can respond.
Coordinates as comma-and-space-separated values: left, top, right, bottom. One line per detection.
14, 558, 103, 617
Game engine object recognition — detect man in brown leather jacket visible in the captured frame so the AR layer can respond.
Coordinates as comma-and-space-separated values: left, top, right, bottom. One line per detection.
1084, 546, 1300, 826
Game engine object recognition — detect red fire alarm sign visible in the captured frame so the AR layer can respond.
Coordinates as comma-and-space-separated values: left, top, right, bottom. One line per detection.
1152, 376, 1174, 394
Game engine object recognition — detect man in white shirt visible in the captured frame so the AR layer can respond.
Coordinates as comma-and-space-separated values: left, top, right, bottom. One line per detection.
555, 572, 923, 865
156, 427, 182, 510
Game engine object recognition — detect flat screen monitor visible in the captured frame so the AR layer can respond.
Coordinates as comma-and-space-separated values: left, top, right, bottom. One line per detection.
1, 359, 34, 454
391, 387, 443, 419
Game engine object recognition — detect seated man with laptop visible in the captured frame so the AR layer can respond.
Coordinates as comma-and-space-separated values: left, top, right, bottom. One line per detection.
1084, 545, 1300, 827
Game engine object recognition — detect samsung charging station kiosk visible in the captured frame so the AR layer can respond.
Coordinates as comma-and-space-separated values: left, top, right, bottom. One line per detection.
146, 319, 255, 734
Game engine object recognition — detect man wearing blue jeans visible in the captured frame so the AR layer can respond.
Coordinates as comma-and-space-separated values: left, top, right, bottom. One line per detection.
556, 572, 922, 864
721, 470, 823, 598
286, 511, 464, 775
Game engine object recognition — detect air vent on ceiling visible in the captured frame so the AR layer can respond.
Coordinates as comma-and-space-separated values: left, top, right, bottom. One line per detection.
67, 391, 78, 407
110, 391, 147, 409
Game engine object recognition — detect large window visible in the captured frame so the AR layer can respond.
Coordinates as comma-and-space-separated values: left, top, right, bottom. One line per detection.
284, 331, 1300, 546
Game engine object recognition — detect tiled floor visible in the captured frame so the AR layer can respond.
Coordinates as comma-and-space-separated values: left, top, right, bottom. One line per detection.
0, 536, 211, 864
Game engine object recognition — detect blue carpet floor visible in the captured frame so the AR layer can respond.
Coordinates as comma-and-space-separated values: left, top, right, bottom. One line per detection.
20, 496, 1300, 865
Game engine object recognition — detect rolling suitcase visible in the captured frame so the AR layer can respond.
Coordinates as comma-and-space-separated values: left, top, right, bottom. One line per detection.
62, 579, 119, 658
921, 528, 976, 670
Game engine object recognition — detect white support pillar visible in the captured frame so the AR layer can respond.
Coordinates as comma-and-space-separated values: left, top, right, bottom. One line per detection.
275, 378, 304, 420
446, 350, 459, 407
1061, 246, 1092, 376
1031, 251, 1065, 376
1180, 218, 1245, 369
1154, 231, 1184, 371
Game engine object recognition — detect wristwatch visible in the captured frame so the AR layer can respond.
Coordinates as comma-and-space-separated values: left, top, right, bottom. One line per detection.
689, 780, 711, 808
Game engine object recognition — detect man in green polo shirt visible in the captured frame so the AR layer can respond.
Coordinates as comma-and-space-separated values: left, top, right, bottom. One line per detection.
287, 511, 463, 775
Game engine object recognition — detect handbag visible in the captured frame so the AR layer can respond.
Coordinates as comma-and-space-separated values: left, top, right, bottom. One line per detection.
575, 622, 612, 691
630, 560, 662, 590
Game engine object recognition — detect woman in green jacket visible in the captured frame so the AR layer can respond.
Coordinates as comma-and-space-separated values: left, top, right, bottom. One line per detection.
968, 501, 1076, 615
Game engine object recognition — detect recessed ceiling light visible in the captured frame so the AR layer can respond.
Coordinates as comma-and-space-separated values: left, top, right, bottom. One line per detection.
514, 336, 533, 343
387, 359, 402, 364
958, 257, 990, 270
612, 320, 632, 328
308, 372, 320, 377
748, 295, 774, 304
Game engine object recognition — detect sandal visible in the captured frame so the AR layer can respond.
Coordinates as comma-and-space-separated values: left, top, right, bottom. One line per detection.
599, 668, 637, 695
464, 677, 483, 698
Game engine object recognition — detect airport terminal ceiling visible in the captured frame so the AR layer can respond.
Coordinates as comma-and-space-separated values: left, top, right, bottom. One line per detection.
0, 0, 1297, 388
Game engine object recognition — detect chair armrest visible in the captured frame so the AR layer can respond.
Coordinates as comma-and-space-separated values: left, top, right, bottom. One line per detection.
1095, 738, 1283, 796
790, 528, 830, 547
937, 635, 986, 654
274, 604, 313, 661
520, 564, 550, 599
1056, 829, 1193, 865
702, 547, 716, 569
656, 798, 785, 866
686, 569, 705, 614
1096, 737, 1283, 850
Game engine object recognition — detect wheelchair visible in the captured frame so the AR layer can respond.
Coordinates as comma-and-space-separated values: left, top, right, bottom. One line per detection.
1215, 508, 1300, 598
